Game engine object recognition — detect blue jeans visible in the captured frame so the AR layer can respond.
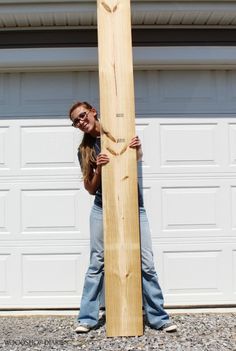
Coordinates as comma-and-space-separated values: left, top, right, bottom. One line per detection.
78, 204, 170, 329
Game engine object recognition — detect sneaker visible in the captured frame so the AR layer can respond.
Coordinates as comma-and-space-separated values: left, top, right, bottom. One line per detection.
75, 324, 92, 334
159, 322, 177, 332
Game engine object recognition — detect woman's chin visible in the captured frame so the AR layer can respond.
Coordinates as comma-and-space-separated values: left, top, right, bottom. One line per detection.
81, 125, 90, 133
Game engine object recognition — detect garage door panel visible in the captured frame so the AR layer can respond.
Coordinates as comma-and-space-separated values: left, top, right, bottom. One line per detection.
163, 250, 223, 294
21, 124, 77, 170
20, 246, 89, 306
0, 127, 9, 167
153, 243, 234, 305
0, 254, 11, 297
21, 189, 80, 234
233, 250, 236, 295
137, 118, 236, 174
159, 122, 220, 169
0, 246, 89, 308
142, 179, 229, 239
155, 119, 231, 174
136, 119, 159, 173
0, 250, 19, 304
0, 185, 19, 239
0, 190, 10, 235
0, 181, 91, 241
140, 181, 159, 236
229, 123, 236, 168
0, 126, 11, 171
162, 186, 221, 232
0, 119, 81, 177
19, 183, 90, 240
22, 253, 82, 297
19, 119, 81, 176
231, 186, 236, 234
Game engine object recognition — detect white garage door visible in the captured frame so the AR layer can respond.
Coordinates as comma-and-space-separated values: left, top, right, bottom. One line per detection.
0, 70, 236, 308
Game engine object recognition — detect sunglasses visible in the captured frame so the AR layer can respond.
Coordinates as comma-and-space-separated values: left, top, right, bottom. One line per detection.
71, 111, 89, 127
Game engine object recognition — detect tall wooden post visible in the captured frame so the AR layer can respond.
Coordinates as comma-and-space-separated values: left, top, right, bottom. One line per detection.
97, 0, 143, 337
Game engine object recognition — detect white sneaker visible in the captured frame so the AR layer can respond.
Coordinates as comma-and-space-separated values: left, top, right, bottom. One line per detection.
159, 322, 177, 332
75, 324, 91, 334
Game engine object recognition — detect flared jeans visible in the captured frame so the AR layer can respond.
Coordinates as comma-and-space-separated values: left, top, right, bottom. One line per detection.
78, 204, 170, 329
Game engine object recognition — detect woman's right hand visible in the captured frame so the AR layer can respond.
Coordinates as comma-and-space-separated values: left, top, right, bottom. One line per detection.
85, 153, 109, 194
95, 153, 110, 174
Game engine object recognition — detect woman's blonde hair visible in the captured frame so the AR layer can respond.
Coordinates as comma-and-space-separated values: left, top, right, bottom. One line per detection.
69, 101, 97, 181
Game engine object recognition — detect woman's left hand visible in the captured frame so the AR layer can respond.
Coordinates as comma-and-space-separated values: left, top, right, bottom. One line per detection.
129, 136, 142, 150
129, 136, 143, 160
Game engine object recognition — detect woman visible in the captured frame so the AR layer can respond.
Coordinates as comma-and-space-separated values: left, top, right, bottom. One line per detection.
69, 101, 177, 334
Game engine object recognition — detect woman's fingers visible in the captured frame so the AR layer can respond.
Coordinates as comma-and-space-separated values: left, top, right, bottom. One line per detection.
129, 136, 141, 149
96, 153, 110, 166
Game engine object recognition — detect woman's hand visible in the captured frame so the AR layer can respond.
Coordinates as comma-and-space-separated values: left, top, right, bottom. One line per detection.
129, 136, 141, 149
96, 153, 110, 167
95, 153, 110, 174
84, 153, 109, 195
129, 136, 143, 160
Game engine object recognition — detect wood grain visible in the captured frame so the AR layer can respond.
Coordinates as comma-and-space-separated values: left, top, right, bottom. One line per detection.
97, 0, 143, 337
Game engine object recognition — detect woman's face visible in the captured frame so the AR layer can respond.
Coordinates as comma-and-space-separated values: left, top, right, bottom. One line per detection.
70, 105, 97, 134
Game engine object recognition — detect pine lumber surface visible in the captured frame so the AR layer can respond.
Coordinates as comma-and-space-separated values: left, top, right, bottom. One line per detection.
97, 0, 143, 337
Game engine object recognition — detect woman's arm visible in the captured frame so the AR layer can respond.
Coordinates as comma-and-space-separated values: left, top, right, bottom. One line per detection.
129, 136, 143, 161
84, 136, 141, 194
84, 153, 109, 195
